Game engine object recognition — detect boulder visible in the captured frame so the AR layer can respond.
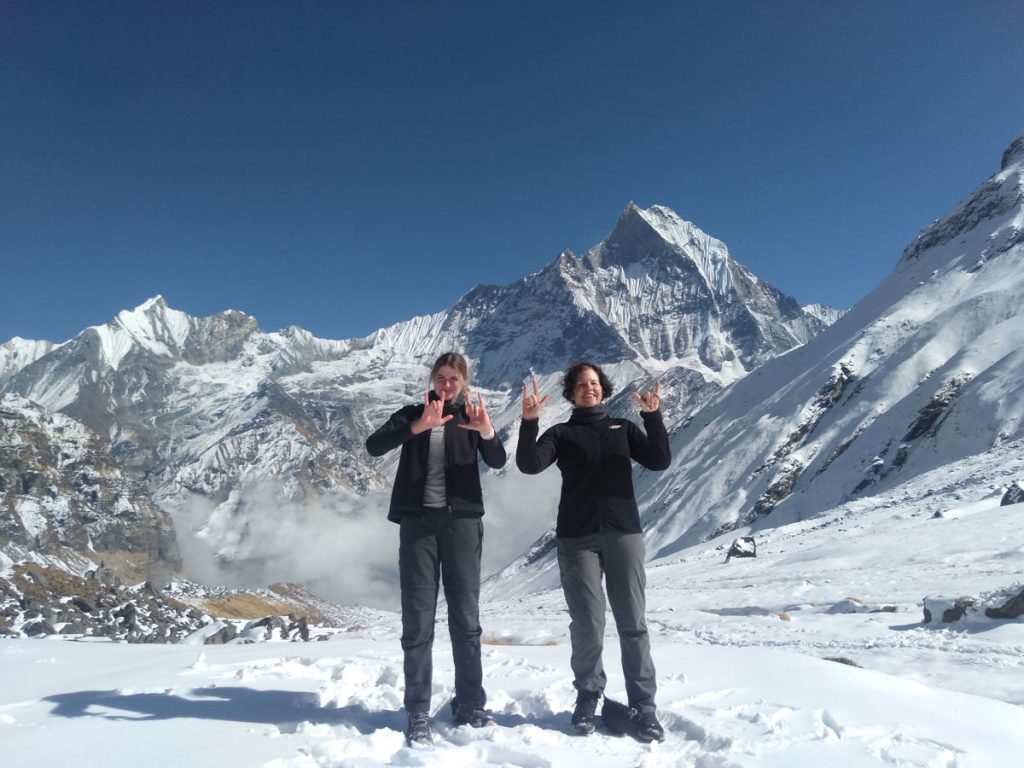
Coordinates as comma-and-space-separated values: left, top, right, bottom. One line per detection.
985, 586, 1024, 619
24, 619, 57, 637
826, 597, 870, 614
923, 596, 975, 623
71, 596, 96, 614
204, 623, 238, 645
1000, 481, 1024, 506
725, 536, 757, 562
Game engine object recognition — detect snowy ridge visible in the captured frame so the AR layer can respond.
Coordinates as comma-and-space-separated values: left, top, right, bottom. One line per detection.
802, 302, 847, 325
0, 336, 59, 387
96, 295, 194, 370
632, 202, 735, 293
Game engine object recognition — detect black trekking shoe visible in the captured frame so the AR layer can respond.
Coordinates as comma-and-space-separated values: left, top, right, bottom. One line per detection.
570, 691, 600, 735
405, 711, 432, 746
452, 700, 496, 728
629, 708, 665, 743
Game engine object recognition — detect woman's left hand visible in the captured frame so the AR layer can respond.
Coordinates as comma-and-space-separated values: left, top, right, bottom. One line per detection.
459, 393, 495, 437
632, 380, 662, 412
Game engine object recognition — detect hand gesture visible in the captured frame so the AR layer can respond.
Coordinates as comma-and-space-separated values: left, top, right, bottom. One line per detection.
522, 378, 550, 421
632, 380, 662, 413
458, 393, 494, 435
411, 391, 453, 434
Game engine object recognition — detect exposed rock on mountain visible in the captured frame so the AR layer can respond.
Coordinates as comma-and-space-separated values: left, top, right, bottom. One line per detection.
0, 393, 180, 578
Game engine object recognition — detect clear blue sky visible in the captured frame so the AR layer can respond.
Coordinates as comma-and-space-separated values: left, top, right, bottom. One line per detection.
2, 1, 1022, 345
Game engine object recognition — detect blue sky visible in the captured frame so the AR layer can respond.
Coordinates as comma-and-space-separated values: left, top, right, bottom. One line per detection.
1, 1, 1022, 345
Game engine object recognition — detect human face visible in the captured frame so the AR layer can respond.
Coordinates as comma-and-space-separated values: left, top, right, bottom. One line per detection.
572, 367, 603, 407
432, 365, 464, 401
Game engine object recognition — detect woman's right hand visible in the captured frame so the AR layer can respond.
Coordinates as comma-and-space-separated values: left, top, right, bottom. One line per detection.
411, 391, 453, 434
522, 378, 550, 421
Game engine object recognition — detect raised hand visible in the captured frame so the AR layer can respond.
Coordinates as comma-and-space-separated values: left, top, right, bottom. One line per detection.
632, 380, 662, 413
522, 378, 550, 420
411, 391, 453, 434
459, 393, 494, 435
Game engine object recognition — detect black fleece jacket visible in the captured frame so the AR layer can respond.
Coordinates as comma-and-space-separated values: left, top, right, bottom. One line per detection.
516, 408, 671, 537
366, 394, 507, 523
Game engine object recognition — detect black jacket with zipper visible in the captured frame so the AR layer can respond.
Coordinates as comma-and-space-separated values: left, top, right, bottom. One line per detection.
516, 408, 671, 537
366, 393, 507, 523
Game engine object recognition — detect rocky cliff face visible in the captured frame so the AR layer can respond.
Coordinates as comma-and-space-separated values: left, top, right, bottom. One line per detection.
0, 393, 180, 579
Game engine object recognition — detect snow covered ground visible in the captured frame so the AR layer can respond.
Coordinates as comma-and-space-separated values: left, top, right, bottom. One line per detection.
3, 457, 1024, 767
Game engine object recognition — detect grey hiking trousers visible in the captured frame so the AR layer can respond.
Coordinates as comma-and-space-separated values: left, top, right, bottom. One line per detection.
557, 531, 657, 713
399, 508, 486, 714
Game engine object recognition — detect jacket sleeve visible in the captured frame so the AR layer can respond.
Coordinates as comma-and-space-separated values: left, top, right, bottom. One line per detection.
477, 430, 507, 469
365, 405, 420, 457
516, 418, 559, 474
627, 410, 672, 471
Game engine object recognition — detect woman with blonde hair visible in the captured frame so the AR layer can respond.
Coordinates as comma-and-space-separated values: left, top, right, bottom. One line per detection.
366, 352, 506, 746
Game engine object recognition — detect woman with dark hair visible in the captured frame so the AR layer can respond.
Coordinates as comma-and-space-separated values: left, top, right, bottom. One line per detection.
516, 361, 670, 742
366, 352, 506, 746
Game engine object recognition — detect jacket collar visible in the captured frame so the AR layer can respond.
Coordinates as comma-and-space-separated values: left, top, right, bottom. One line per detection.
568, 404, 608, 424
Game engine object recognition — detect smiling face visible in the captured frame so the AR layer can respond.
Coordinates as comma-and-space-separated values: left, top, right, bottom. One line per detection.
572, 366, 603, 408
432, 365, 465, 401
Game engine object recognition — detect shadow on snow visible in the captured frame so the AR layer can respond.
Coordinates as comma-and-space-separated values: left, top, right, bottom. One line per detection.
43, 687, 569, 733
43, 687, 405, 733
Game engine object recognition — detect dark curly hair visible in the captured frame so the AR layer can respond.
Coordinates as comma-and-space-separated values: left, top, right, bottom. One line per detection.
562, 361, 614, 403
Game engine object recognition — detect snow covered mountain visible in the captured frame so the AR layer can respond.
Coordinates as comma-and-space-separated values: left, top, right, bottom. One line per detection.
0, 337, 59, 388
491, 130, 1024, 596
1, 204, 829, 598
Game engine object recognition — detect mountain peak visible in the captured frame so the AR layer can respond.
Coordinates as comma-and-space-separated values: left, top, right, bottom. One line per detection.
136, 295, 167, 311
587, 203, 734, 294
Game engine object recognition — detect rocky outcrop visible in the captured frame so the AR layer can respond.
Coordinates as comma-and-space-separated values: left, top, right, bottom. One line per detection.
923, 585, 1024, 624
1000, 481, 1024, 506
0, 563, 204, 642
725, 536, 756, 562
0, 565, 348, 643
985, 587, 1024, 620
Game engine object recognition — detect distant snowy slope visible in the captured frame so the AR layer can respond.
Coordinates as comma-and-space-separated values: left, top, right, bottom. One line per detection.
802, 302, 846, 325
637, 129, 1024, 555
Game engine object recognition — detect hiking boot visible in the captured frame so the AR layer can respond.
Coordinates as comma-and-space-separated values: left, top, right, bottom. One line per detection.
405, 711, 432, 746
570, 691, 600, 735
629, 708, 665, 743
452, 700, 496, 728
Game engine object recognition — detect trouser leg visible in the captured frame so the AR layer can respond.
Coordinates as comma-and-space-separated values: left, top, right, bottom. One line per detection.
557, 534, 607, 696
440, 516, 486, 708
602, 531, 657, 713
399, 513, 441, 713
